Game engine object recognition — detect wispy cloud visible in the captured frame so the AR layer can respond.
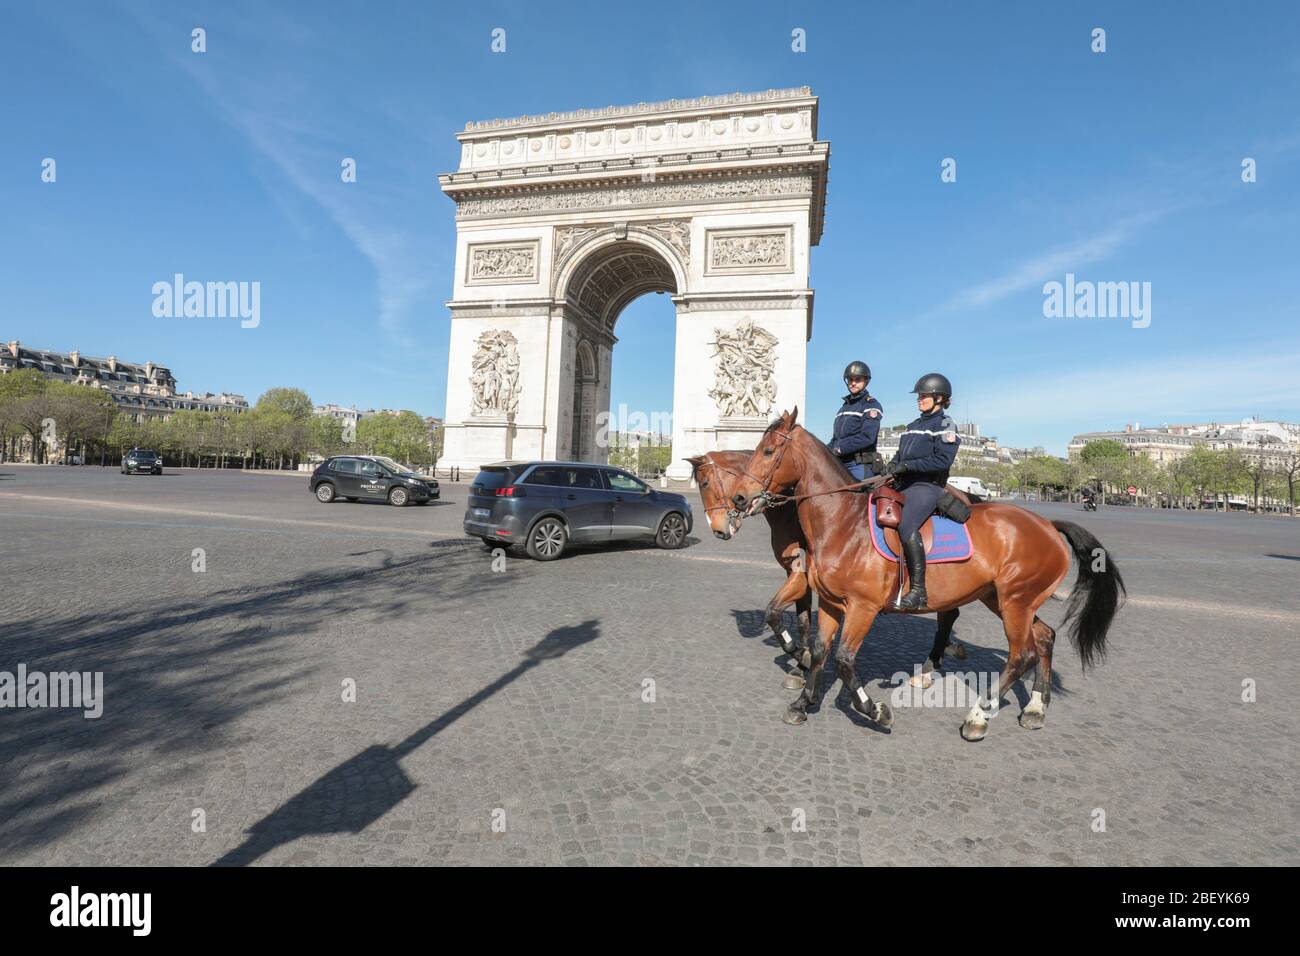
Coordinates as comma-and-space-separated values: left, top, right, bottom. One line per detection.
122, 6, 436, 350
924, 206, 1176, 318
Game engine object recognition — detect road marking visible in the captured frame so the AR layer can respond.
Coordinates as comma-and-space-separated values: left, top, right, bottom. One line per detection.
624, 550, 1300, 624
0, 493, 463, 539
3, 493, 1295, 625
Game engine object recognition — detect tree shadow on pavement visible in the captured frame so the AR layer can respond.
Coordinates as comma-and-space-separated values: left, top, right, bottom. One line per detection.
209, 620, 600, 867
0, 538, 513, 857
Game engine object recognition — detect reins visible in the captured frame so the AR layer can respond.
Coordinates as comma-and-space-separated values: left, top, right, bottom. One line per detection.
744, 424, 889, 512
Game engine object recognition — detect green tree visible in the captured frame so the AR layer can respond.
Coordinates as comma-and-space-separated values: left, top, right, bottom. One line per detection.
1078, 439, 1129, 500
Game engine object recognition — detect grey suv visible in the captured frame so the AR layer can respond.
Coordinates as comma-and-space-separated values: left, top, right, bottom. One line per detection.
465, 461, 692, 560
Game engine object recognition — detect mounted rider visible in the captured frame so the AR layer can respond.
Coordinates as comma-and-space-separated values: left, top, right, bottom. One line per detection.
829, 360, 884, 480
881, 372, 960, 610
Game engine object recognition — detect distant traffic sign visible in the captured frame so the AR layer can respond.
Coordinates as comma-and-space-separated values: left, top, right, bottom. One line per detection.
1127, 486, 1138, 495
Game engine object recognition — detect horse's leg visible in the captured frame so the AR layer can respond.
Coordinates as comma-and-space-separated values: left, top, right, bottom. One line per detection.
765, 569, 811, 686
780, 586, 815, 691
833, 602, 893, 729
783, 604, 836, 726
910, 608, 960, 689
961, 597, 1038, 742
1019, 616, 1056, 730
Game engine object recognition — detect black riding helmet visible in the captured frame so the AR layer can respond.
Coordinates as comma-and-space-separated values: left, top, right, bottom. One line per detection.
910, 372, 953, 399
843, 360, 871, 389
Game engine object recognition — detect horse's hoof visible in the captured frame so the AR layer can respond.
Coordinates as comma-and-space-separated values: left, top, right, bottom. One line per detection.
782, 707, 808, 726
1019, 708, 1046, 730
960, 719, 988, 742
872, 701, 894, 729
782, 672, 806, 690
908, 671, 934, 690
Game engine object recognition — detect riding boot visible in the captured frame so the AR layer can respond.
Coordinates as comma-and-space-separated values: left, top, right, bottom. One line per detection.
896, 531, 928, 611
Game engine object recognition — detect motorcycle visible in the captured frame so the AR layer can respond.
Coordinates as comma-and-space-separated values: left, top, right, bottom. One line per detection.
1082, 495, 1097, 512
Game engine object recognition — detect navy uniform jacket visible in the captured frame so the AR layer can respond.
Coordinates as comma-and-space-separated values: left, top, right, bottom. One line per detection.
889, 408, 960, 485
830, 390, 884, 465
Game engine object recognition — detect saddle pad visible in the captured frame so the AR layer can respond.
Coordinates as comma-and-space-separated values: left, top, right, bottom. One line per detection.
867, 493, 973, 564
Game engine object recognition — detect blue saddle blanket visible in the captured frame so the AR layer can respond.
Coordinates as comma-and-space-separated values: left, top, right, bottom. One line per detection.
868, 495, 973, 564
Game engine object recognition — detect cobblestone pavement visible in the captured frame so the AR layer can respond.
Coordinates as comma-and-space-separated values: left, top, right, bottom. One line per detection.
1, 465, 1296, 866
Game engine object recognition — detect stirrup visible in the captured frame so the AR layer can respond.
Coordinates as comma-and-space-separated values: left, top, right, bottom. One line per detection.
897, 587, 928, 611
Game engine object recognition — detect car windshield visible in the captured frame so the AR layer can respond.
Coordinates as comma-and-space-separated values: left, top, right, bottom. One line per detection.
132, 450, 157, 458
371, 457, 406, 473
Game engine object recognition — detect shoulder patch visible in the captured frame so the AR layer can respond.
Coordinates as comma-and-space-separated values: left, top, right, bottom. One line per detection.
867, 409, 880, 418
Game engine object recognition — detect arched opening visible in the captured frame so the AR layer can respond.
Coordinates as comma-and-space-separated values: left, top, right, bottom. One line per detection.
560, 239, 679, 465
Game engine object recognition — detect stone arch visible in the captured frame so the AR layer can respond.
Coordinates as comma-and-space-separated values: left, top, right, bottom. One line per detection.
437, 88, 828, 477
570, 339, 599, 460
554, 226, 688, 316
558, 236, 680, 332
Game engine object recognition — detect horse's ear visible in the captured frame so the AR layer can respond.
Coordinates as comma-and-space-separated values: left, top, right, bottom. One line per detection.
684, 455, 704, 466
788, 406, 800, 427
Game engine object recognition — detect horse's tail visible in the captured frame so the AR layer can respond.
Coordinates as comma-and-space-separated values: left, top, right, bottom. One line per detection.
1052, 521, 1126, 670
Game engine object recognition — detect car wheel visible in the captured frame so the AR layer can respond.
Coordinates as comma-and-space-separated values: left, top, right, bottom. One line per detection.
656, 512, 688, 549
389, 487, 409, 507
315, 482, 336, 503
526, 517, 567, 561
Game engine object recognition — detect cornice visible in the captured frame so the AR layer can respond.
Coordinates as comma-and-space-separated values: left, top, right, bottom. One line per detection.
461, 87, 816, 136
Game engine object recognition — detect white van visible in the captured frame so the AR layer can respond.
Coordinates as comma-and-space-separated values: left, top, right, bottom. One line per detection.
948, 476, 990, 498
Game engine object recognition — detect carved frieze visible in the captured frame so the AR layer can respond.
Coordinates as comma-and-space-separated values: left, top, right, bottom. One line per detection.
466, 241, 540, 285
641, 220, 691, 263
705, 226, 794, 275
456, 174, 812, 219
707, 318, 779, 419
469, 330, 521, 416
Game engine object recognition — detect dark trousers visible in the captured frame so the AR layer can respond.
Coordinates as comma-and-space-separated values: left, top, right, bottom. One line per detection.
898, 480, 945, 538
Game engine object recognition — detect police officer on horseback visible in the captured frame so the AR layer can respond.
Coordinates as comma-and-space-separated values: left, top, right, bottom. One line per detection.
881, 372, 960, 610
830, 361, 884, 480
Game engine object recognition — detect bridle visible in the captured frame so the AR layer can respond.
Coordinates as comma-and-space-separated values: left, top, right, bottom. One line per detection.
739, 424, 799, 515
697, 456, 755, 528
741, 424, 887, 515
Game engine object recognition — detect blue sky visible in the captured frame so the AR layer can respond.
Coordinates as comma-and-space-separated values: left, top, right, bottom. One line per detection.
4, 0, 1298, 454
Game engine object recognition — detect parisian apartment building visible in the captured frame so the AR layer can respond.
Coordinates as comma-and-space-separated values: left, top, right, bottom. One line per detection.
2, 339, 248, 423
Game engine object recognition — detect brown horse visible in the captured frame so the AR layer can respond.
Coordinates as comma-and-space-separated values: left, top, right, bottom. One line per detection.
689, 450, 968, 692
717, 408, 1125, 740
687, 451, 813, 690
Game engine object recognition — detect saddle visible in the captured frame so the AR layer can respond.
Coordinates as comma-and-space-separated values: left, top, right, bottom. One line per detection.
868, 492, 974, 564
874, 483, 973, 529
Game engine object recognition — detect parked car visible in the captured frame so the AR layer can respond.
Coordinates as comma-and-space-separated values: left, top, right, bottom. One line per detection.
947, 476, 989, 499
465, 460, 692, 560
121, 448, 163, 475
310, 455, 440, 506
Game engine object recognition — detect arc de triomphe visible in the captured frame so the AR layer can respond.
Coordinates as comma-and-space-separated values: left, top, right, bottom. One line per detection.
438, 87, 829, 480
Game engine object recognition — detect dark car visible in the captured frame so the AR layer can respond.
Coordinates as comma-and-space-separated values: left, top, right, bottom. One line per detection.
310, 455, 440, 507
121, 448, 163, 475
464, 460, 692, 560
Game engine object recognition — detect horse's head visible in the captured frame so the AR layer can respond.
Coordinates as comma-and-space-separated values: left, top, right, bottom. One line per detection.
733, 407, 804, 517
686, 451, 751, 540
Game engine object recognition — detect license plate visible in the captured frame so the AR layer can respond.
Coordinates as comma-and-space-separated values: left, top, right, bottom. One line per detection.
472, 508, 490, 518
